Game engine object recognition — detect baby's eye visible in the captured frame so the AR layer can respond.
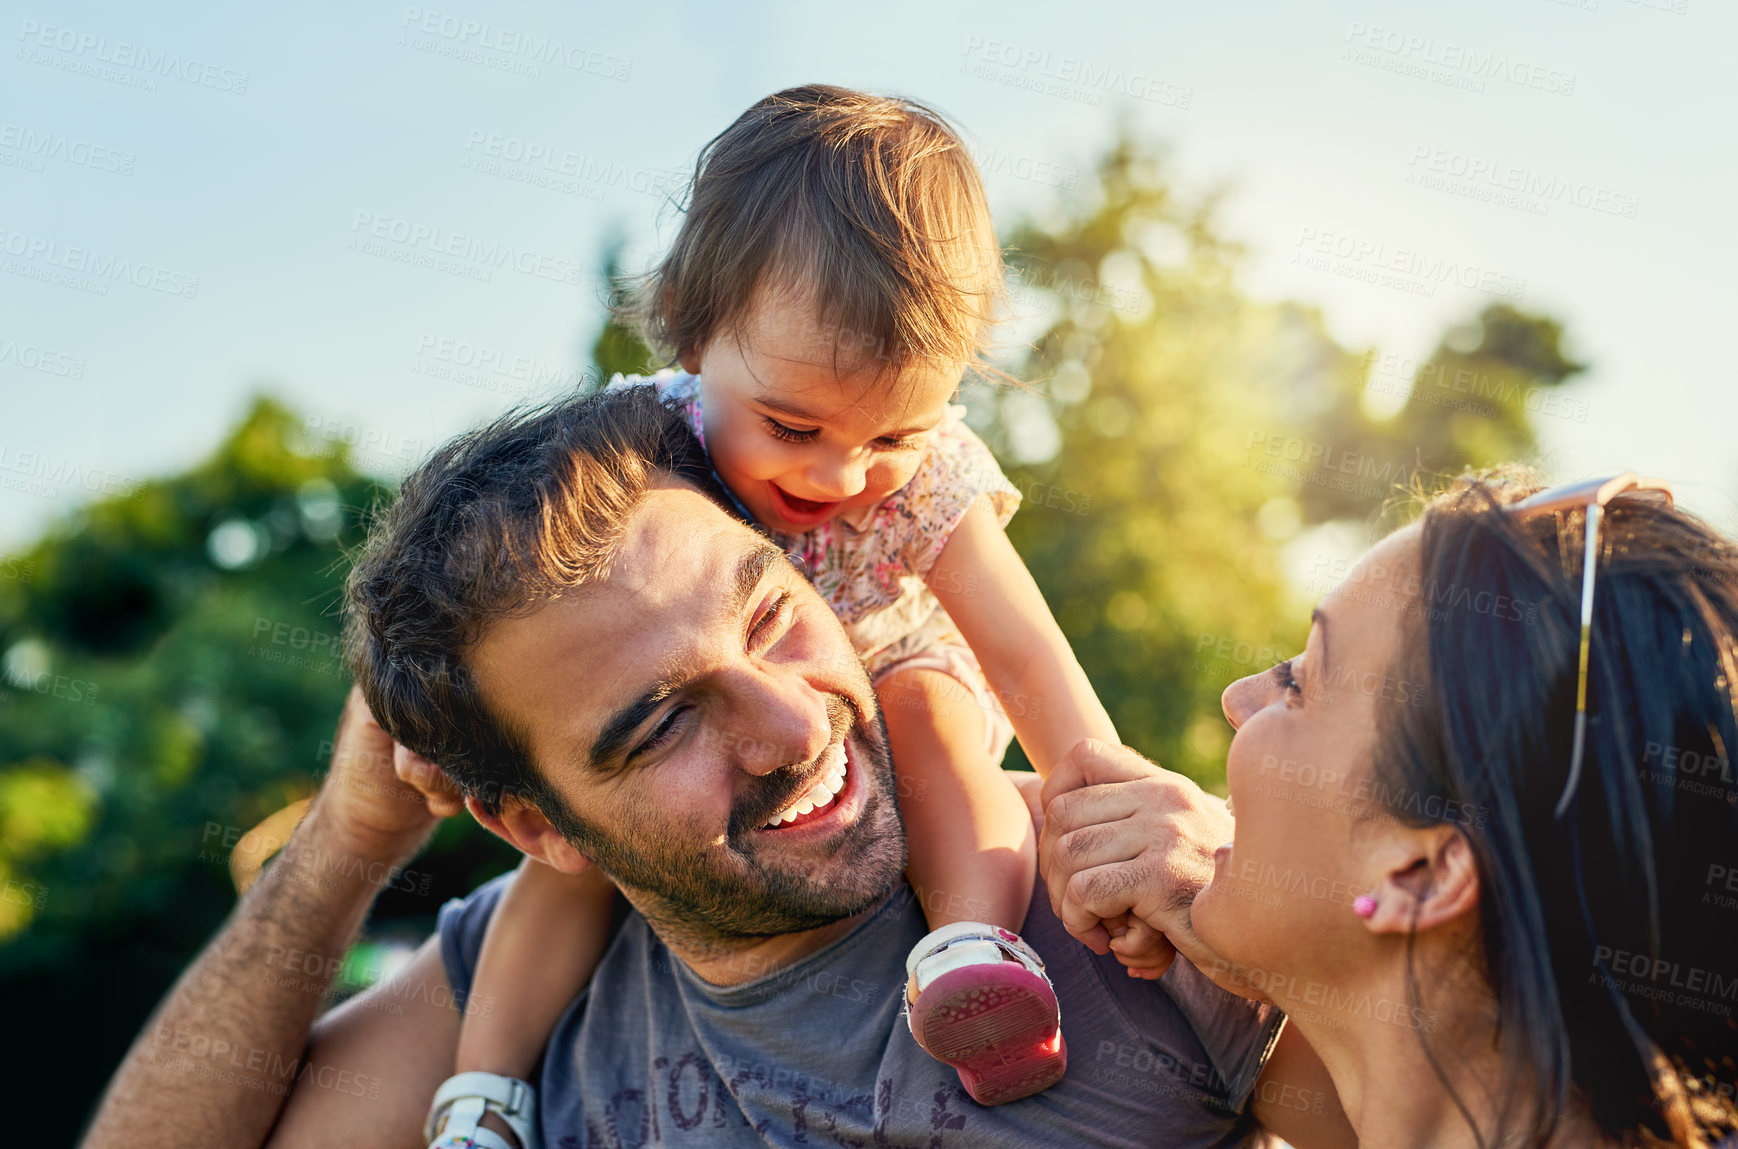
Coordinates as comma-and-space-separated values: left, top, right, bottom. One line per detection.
763, 417, 820, 444
875, 434, 924, 451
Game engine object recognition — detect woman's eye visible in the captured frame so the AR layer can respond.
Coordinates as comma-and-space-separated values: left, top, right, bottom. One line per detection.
1275, 660, 1304, 698
763, 417, 820, 444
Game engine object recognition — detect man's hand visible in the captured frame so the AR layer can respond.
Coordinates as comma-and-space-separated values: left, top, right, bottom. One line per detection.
1039, 739, 1235, 979
309, 686, 450, 862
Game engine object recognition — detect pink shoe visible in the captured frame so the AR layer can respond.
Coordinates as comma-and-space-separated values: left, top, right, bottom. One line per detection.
904, 923, 1066, 1105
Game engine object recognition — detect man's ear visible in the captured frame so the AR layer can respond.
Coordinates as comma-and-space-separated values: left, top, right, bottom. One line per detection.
1362, 824, 1479, 935
464, 794, 593, 874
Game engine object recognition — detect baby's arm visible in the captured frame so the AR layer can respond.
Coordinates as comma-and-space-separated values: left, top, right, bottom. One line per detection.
928, 499, 1173, 975
926, 497, 1118, 777
458, 855, 617, 1080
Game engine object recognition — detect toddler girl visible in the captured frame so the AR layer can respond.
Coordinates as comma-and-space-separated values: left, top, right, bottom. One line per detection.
422, 84, 1164, 1149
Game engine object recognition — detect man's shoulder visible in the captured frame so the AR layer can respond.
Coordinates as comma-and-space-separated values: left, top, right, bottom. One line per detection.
435, 871, 513, 1005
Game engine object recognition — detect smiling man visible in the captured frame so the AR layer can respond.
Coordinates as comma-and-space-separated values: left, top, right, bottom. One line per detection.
82, 385, 1350, 1149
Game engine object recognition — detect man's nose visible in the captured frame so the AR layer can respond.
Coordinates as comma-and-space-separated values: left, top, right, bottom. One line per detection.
1222, 669, 1279, 730
722, 667, 835, 776
803, 451, 867, 502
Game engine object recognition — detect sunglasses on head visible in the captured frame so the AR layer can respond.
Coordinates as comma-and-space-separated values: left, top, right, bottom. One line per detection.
1503, 473, 1675, 818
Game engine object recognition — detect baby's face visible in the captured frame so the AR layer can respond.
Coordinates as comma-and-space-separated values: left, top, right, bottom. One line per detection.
684, 289, 963, 536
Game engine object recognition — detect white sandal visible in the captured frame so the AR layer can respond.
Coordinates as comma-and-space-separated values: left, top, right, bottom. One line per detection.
903, 922, 1067, 1105
425, 1071, 542, 1149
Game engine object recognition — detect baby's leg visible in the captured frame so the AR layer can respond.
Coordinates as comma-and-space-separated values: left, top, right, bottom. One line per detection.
876, 643, 1066, 1105
875, 662, 1033, 935
460, 856, 616, 1076
434, 857, 616, 1147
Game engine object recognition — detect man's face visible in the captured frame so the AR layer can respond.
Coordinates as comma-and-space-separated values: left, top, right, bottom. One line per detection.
469, 481, 906, 944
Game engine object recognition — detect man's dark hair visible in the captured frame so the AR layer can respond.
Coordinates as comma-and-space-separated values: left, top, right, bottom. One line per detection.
345, 385, 733, 816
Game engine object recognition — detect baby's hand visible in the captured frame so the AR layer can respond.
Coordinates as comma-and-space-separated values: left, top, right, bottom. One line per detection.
1106, 917, 1175, 981
392, 743, 467, 819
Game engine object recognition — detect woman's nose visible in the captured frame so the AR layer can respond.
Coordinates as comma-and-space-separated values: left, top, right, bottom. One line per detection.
1222, 669, 1279, 730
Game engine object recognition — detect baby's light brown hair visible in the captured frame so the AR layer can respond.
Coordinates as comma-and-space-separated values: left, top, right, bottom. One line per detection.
627, 83, 1005, 384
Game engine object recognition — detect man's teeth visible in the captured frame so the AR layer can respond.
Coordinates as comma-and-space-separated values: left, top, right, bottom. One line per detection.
763, 743, 847, 827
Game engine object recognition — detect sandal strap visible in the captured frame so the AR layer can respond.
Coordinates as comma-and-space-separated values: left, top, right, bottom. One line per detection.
425, 1071, 541, 1149
905, 921, 1048, 981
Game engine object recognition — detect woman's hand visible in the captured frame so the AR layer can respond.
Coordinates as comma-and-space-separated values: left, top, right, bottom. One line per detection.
1039, 739, 1235, 980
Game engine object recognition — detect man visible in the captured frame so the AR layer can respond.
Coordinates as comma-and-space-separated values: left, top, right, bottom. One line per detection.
82, 386, 1350, 1148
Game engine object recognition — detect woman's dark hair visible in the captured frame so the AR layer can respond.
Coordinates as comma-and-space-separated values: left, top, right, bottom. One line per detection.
1377, 468, 1738, 1148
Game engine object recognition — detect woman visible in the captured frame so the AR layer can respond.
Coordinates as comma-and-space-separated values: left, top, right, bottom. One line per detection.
1044, 471, 1738, 1148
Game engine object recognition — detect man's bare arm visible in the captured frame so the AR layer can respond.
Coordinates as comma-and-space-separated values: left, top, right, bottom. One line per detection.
82, 689, 447, 1149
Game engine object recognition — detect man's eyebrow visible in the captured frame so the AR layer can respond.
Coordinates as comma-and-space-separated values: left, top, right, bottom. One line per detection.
1311, 607, 1331, 677
584, 542, 787, 772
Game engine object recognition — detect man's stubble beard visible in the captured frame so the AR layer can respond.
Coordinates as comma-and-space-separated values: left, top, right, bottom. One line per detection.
538, 701, 909, 949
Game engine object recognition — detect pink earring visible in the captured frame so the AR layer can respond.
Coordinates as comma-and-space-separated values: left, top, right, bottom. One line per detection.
1353, 895, 1378, 919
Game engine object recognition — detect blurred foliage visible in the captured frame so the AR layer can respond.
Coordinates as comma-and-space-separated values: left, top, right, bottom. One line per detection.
0, 131, 1582, 1126
978, 134, 1580, 782
0, 400, 518, 976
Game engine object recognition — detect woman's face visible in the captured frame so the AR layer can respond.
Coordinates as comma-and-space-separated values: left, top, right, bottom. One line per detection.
1194, 528, 1421, 992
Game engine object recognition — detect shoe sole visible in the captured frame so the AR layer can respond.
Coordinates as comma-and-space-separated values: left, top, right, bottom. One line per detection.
908, 963, 1067, 1105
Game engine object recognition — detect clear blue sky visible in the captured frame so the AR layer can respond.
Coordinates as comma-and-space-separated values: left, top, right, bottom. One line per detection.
4, 0, 1733, 549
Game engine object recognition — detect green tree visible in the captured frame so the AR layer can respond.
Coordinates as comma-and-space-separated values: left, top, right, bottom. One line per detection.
984, 134, 1581, 784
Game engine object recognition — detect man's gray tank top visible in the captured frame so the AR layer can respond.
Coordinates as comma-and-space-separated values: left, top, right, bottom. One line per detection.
438, 875, 1284, 1148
